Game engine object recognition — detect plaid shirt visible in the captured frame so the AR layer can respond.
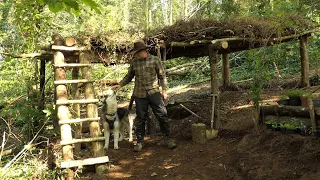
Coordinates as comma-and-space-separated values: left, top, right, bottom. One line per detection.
120, 54, 168, 98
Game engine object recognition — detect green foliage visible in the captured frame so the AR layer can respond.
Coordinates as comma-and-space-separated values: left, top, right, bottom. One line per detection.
287, 89, 304, 97
38, 0, 101, 14
310, 74, 320, 86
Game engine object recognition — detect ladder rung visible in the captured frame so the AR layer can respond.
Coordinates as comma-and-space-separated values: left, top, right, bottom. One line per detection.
54, 79, 94, 85
52, 45, 89, 51
60, 137, 105, 145
60, 156, 109, 169
56, 99, 99, 105
54, 64, 91, 68
59, 117, 100, 124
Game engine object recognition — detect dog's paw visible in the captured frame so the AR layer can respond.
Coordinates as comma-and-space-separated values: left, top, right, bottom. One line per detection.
114, 146, 119, 150
104, 145, 109, 150
128, 138, 133, 142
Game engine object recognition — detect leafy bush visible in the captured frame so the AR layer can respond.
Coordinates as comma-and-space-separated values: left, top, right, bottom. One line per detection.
287, 89, 304, 97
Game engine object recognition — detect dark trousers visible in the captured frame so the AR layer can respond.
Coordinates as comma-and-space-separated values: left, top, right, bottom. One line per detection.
135, 92, 170, 143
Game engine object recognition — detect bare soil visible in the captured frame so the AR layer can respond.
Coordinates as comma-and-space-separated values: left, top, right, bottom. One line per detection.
80, 81, 320, 180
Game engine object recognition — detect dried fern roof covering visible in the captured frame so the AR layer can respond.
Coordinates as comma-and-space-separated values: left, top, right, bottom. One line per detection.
147, 15, 315, 43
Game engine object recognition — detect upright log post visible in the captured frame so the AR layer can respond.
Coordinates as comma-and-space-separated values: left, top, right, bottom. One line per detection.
54, 52, 74, 180
208, 45, 220, 130
299, 35, 310, 87
222, 53, 230, 88
79, 52, 106, 174
71, 61, 81, 154
162, 46, 166, 62
39, 59, 46, 111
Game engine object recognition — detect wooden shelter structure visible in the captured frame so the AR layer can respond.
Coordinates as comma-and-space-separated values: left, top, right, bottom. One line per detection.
10, 15, 318, 179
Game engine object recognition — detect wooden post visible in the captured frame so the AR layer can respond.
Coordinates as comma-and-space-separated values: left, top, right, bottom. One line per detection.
79, 52, 106, 174
157, 43, 161, 60
308, 98, 317, 135
162, 46, 166, 62
39, 59, 46, 111
71, 62, 82, 154
208, 45, 220, 130
222, 53, 230, 88
54, 51, 74, 180
299, 35, 310, 87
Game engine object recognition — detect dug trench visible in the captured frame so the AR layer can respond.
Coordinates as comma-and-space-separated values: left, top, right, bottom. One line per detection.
79, 85, 320, 180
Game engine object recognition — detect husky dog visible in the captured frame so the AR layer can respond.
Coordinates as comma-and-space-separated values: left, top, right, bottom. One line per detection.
101, 90, 135, 150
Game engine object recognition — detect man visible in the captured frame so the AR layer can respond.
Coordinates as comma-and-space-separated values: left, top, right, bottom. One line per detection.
112, 40, 177, 152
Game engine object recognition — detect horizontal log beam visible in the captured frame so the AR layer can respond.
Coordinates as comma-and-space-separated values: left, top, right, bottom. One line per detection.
60, 137, 105, 145
56, 99, 99, 105
54, 79, 94, 85
1, 51, 53, 58
60, 156, 109, 169
54, 64, 91, 68
51, 45, 89, 51
59, 117, 101, 125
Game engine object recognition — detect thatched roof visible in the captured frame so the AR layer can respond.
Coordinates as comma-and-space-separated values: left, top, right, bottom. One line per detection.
60, 15, 317, 63
143, 14, 317, 59
147, 15, 315, 43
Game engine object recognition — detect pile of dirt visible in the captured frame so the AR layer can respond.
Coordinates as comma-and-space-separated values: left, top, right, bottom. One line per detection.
230, 129, 320, 180
147, 14, 314, 43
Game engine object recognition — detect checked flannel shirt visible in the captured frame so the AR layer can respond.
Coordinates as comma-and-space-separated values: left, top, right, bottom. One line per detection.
119, 54, 168, 98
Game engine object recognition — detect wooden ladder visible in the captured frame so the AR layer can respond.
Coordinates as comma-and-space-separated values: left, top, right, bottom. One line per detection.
53, 46, 108, 177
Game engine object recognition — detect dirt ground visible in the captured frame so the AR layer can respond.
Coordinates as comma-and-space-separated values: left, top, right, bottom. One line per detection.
80, 80, 320, 180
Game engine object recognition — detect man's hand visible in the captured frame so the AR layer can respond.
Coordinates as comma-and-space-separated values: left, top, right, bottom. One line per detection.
161, 90, 168, 100
111, 85, 121, 91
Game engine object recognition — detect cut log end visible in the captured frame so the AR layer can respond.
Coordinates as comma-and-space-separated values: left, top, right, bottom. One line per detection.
65, 37, 77, 47
191, 123, 207, 144
52, 33, 64, 46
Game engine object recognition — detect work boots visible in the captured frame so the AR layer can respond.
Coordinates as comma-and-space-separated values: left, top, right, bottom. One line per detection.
165, 138, 177, 149
134, 142, 143, 152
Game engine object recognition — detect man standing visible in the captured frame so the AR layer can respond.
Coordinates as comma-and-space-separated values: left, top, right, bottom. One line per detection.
112, 40, 177, 152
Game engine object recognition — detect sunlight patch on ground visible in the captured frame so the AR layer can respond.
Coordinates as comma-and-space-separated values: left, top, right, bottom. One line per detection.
167, 85, 188, 93
107, 172, 132, 179
159, 162, 181, 170
133, 161, 146, 167
142, 150, 153, 157
108, 165, 122, 172
118, 159, 133, 165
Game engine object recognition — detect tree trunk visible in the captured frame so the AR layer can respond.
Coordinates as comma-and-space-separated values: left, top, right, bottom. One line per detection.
299, 35, 310, 87
169, 0, 173, 25
145, 0, 150, 30
161, 0, 169, 25
123, 0, 130, 30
